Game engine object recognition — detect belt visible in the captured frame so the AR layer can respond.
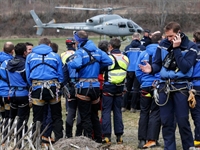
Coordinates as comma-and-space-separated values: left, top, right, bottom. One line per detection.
79, 78, 98, 82
32, 79, 58, 86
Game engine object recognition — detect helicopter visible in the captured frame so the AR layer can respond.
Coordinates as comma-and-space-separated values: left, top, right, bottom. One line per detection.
30, 6, 143, 39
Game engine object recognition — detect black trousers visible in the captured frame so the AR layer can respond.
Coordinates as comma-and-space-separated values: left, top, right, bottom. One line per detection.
77, 87, 102, 143
123, 71, 140, 109
31, 87, 63, 141
10, 96, 30, 147
138, 87, 161, 141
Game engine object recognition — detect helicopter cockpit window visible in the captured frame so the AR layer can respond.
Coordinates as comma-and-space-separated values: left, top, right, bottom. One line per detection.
118, 22, 126, 28
127, 21, 133, 28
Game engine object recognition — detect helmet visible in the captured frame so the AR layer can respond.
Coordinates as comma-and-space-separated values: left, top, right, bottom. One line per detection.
66, 38, 76, 45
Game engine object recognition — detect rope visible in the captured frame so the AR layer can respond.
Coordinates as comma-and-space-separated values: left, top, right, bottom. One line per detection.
154, 80, 188, 107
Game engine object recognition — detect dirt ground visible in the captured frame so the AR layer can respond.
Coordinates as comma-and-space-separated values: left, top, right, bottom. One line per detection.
51, 105, 196, 150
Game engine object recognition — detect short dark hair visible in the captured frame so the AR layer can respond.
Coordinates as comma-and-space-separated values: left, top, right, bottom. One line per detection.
3, 42, 14, 54
151, 33, 162, 44
98, 40, 109, 53
38, 38, 51, 45
109, 38, 121, 49
25, 42, 33, 46
164, 22, 181, 33
14, 43, 27, 55
193, 31, 200, 43
50, 42, 59, 53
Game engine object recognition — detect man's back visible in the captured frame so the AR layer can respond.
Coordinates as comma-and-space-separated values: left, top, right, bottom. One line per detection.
26, 44, 63, 85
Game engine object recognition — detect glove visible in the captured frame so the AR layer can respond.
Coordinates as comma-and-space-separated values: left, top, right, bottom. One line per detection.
188, 89, 196, 108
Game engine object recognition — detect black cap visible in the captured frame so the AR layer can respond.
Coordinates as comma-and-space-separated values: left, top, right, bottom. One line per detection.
144, 29, 151, 33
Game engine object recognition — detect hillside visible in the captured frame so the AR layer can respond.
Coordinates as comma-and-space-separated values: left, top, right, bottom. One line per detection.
0, 0, 200, 37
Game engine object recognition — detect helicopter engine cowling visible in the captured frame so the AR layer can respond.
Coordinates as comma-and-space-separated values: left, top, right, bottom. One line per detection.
86, 18, 100, 25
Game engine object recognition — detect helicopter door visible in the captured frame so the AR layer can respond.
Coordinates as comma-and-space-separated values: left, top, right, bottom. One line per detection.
99, 17, 104, 23
118, 22, 127, 35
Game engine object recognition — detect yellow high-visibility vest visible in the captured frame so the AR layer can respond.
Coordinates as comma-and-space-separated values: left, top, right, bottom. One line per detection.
105, 53, 129, 84
60, 50, 75, 64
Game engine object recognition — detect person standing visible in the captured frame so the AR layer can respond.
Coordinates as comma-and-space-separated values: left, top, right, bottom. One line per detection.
139, 22, 197, 150
190, 31, 200, 147
122, 32, 145, 112
135, 33, 162, 148
141, 29, 152, 47
25, 42, 33, 55
0, 42, 14, 139
6, 43, 30, 148
62, 37, 82, 138
101, 38, 129, 144
68, 30, 112, 143
25, 38, 64, 142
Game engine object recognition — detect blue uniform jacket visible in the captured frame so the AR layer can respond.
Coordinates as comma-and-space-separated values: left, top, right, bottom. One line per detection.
124, 40, 145, 71
68, 40, 112, 88
151, 33, 197, 80
0, 52, 13, 97
135, 44, 160, 88
6, 55, 28, 97
192, 42, 200, 86
25, 44, 64, 89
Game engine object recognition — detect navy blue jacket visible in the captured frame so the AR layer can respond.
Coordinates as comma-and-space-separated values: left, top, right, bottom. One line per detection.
151, 33, 197, 80
192, 42, 200, 86
124, 40, 145, 71
141, 36, 152, 47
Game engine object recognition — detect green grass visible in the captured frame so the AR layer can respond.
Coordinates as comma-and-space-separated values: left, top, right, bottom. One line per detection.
0, 36, 131, 55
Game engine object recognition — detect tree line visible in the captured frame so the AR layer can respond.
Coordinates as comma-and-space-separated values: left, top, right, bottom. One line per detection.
0, 0, 199, 37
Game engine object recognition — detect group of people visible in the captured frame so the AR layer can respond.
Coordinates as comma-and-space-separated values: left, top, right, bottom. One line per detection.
0, 21, 199, 150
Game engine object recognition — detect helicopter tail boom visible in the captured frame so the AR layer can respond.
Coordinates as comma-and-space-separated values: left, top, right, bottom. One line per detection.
30, 10, 44, 35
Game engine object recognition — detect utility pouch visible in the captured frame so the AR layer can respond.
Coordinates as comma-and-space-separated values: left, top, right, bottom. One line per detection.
162, 51, 178, 71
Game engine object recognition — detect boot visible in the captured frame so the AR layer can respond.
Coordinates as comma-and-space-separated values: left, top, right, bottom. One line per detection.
116, 135, 123, 144
143, 140, 156, 148
75, 123, 83, 136
138, 140, 146, 149
65, 122, 73, 138
102, 137, 111, 145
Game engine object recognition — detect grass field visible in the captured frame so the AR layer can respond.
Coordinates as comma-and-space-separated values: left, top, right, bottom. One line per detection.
0, 36, 131, 54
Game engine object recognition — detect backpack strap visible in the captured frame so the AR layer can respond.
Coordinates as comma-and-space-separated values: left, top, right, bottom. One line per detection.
76, 47, 99, 72
149, 55, 153, 65
108, 54, 126, 71
30, 54, 57, 72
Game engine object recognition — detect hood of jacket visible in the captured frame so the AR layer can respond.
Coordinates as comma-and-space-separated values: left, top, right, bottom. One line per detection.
7, 55, 26, 72
32, 44, 52, 55
78, 40, 98, 52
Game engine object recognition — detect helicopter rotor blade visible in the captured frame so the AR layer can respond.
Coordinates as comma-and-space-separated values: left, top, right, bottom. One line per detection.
55, 6, 102, 11
55, 6, 127, 14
